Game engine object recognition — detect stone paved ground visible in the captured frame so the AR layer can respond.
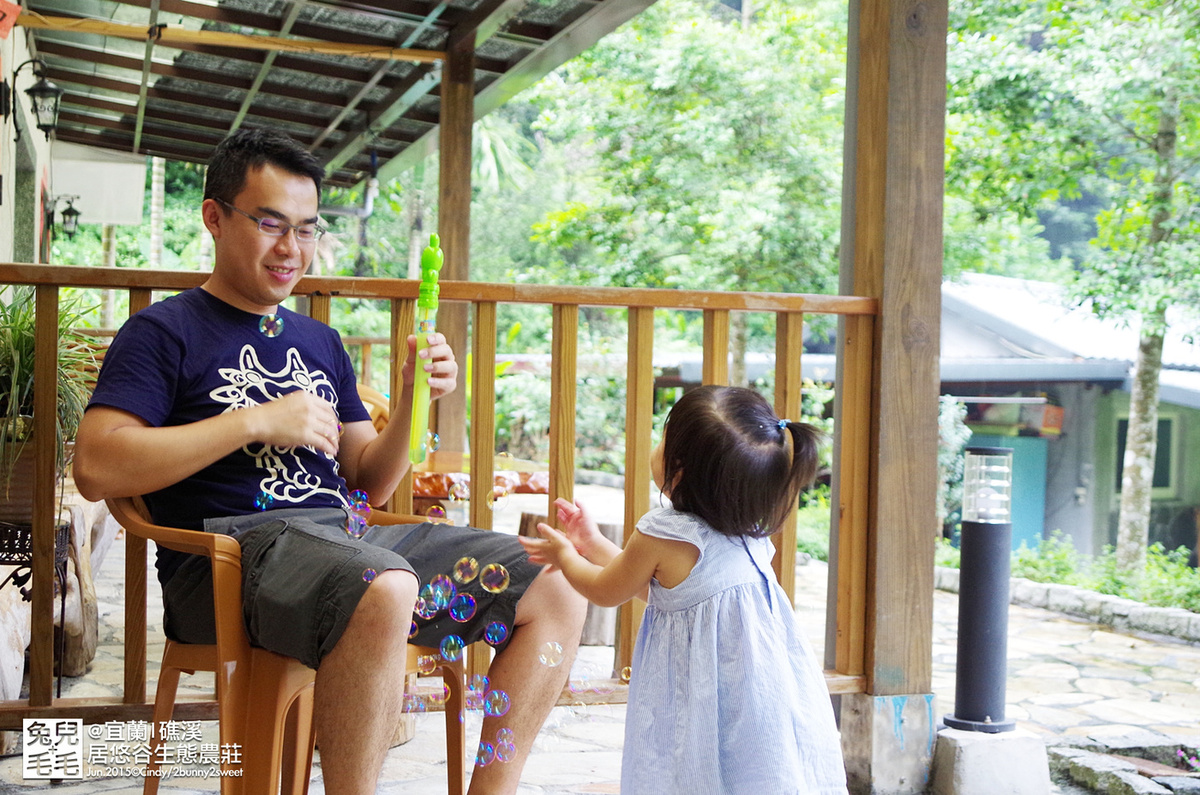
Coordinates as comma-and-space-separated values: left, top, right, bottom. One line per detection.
2, 487, 1198, 793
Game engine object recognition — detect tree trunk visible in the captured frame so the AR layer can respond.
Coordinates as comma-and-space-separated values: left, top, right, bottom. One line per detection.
149, 157, 165, 268
1114, 95, 1177, 577
1116, 326, 1164, 575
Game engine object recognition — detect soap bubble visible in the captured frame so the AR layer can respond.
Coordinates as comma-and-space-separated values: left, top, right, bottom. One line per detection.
427, 431, 441, 453
345, 514, 367, 539
414, 596, 438, 620
449, 593, 477, 622
428, 575, 455, 609
426, 504, 447, 521
475, 741, 496, 767
483, 621, 509, 646
496, 740, 517, 763
620, 666, 632, 683
258, 314, 284, 337
417, 654, 438, 675
453, 556, 479, 584
439, 634, 464, 662
483, 689, 511, 717
362, 568, 377, 583
348, 490, 371, 515
538, 641, 564, 668
480, 563, 510, 594
254, 491, 274, 511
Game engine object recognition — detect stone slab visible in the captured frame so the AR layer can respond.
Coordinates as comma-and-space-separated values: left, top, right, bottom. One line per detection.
931, 728, 1051, 795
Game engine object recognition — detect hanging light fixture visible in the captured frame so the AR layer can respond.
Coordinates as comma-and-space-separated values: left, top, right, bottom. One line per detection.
5, 59, 64, 142
59, 200, 82, 240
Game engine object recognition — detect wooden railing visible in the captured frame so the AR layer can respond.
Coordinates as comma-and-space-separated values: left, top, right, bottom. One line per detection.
0, 263, 876, 727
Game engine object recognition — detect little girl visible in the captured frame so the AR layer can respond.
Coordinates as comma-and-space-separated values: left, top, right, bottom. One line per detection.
519, 385, 848, 794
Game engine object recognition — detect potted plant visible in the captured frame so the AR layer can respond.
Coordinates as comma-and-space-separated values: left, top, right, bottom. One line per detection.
0, 287, 96, 524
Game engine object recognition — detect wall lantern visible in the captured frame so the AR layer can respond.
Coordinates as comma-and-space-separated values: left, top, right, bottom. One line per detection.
46, 195, 82, 241
2, 59, 65, 141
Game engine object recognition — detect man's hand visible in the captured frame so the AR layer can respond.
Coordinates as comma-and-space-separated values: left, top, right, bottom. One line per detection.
251, 390, 341, 457
403, 332, 458, 400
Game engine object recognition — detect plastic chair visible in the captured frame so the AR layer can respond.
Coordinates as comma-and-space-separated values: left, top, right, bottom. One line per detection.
108, 497, 466, 795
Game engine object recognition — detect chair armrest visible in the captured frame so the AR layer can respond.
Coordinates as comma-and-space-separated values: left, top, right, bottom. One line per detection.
368, 508, 427, 527
106, 496, 241, 561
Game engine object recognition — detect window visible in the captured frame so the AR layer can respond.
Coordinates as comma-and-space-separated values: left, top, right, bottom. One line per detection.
1115, 415, 1177, 499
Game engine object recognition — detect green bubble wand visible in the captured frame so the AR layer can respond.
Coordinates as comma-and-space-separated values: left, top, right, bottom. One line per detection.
410, 233, 444, 464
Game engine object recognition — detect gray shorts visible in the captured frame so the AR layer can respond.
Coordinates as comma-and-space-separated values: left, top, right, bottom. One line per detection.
161, 508, 540, 669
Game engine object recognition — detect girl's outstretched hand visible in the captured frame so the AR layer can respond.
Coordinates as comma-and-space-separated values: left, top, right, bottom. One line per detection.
518, 522, 576, 571
552, 497, 619, 563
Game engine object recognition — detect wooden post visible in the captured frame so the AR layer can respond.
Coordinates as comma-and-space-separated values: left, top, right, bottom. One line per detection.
389, 298, 416, 515
834, 1, 946, 792
29, 287, 58, 706
436, 39, 474, 455
124, 288, 153, 705
549, 305, 578, 513
702, 309, 729, 386
772, 310, 805, 603
469, 302, 497, 531
615, 307, 654, 673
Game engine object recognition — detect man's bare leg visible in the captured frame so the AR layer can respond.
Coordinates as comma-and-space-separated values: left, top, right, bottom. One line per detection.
313, 569, 418, 794
467, 567, 588, 794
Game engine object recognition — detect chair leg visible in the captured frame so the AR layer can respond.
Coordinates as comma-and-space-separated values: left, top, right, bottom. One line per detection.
279, 683, 316, 795
241, 650, 317, 795
441, 657, 467, 795
142, 660, 182, 795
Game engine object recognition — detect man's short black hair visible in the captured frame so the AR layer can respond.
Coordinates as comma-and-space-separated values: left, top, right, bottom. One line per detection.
203, 127, 324, 204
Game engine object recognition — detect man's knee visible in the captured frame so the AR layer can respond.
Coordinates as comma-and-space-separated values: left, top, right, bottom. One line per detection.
357, 568, 419, 621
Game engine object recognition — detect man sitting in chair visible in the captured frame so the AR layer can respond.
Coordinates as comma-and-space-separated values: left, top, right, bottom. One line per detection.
73, 127, 587, 795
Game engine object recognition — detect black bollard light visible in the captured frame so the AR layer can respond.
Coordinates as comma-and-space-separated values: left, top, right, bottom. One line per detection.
944, 446, 1016, 733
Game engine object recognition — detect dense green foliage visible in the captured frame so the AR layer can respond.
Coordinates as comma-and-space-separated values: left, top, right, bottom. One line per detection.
936, 532, 1200, 613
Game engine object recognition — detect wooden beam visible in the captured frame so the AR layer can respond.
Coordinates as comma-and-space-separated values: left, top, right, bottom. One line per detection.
131, 0, 161, 154
16, 13, 445, 63
835, 0, 945, 699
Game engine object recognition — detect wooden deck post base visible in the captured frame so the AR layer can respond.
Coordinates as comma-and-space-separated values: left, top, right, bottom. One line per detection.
840, 693, 938, 795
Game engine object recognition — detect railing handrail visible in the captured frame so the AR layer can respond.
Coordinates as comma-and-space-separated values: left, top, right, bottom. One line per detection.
0, 264, 877, 316
0, 262, 874, 728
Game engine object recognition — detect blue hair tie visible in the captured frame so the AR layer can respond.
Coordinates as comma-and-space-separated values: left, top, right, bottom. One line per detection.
778, 419, 789, 429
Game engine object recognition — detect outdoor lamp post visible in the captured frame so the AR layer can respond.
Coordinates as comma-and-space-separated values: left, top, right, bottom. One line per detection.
944, 445, 1017, 733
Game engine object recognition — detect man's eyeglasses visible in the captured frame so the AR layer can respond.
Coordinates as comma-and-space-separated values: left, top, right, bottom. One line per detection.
216, 198, 326, 243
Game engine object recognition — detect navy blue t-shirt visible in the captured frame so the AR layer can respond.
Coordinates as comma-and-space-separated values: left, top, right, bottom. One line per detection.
87, 288, 371, 581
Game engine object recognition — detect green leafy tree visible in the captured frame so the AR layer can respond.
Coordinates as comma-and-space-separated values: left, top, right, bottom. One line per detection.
526, 0, 846, 373
946, 0, 1200, 575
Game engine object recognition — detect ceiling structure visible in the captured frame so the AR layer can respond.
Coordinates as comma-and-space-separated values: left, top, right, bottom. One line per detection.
17, 0, 653, 189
